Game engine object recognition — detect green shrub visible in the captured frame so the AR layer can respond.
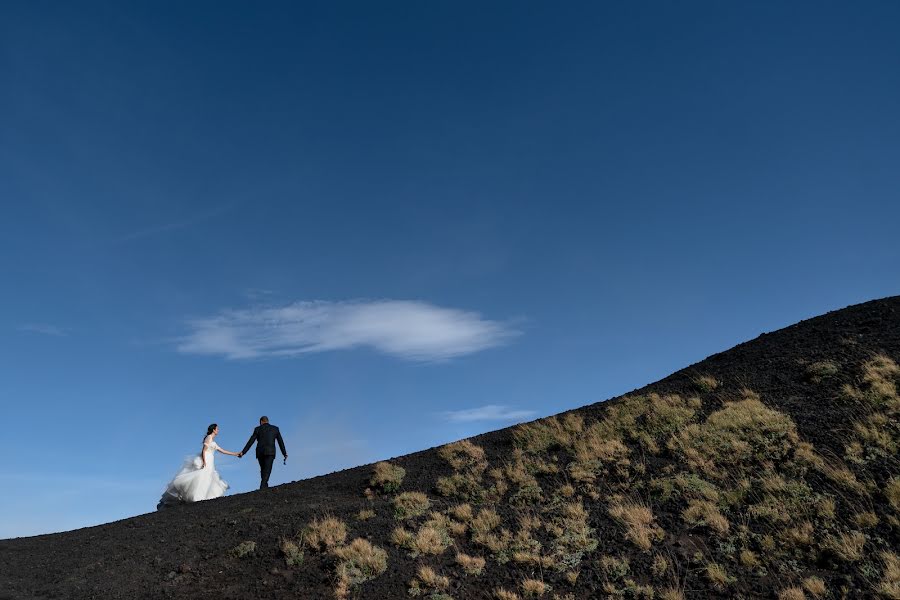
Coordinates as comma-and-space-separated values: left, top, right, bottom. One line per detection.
805, 360, 838, 383
280, 538, 303, 566
547, 502, 598, 570
230, 541, 256, 558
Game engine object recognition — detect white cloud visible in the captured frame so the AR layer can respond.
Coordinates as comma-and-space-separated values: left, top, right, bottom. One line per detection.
243, 288, 276, 301
441, 404, 536, 423
17, 323, 67, 336
177, 300, 519, 362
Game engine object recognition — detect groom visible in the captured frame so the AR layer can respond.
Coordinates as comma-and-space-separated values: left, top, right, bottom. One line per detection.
239, 416, 288, 489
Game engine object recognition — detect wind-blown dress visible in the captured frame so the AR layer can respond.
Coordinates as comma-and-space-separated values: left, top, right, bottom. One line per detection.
158, 437, 229, 508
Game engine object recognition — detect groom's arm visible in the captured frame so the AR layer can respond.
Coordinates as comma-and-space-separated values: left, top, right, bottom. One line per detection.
276, 428, 287, 458
240, 428, 259, 456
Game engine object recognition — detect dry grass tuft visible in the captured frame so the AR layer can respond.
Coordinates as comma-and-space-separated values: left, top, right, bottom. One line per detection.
494, 588, 521, 600
436, 472, 485, 501
886, 477, 900, 512
854, 511, 879, 529
651, 472, 721, 504
682, 499, 729, 535
437, 440, 489, 501
739, 549, 759, 568
471, 508, 502, 535
747, 477, 822, 528
514, 414, 584, 454
601, 581, 653, 599
863, 354, 900, 407
802, 576, 826, 598
456, 552, 486, 576
557, 483, 576, 498
608, 499, 663, 551
393, 492, 431, 519
447, 519, 468, 537
595, 393, 700, 455
777, 587, 806, 600
651, 554, 669, 577
416, 565, 450, 590
357, 509, 375, 521
659, 587, 685, 600
370, 461, 405, 493
705, 562, 732, 590
827, 530, 866, 562
521, 578, 550, 597
642, 394, 701, 448
693, 375, 719, 392
450, 503, 474, 522
440, 439, 488, 472
820, 462, 866, 494
848, 412, 898, 463
877, 551, 900, 599
794, 441, 826, 470
413, 524, 451, 555
475, 528, 513, 559
781, 522, 815, 548
332, 538, 388, 599
668, 393, 798, 478
394, 513, 454, 558
391, 526, 415, 548
304, 516, 348, 551
817, 496, 837, 520
568, 433, 631, 484
500, 453, 545, 506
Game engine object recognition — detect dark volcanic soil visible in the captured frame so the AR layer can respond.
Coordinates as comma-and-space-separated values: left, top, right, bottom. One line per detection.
2, 297, 899, 600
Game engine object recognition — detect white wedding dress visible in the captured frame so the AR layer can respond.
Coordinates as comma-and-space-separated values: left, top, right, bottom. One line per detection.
158, 436, 229, 508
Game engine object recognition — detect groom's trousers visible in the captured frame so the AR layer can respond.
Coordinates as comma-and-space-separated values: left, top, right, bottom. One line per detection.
258, 455, 275, 489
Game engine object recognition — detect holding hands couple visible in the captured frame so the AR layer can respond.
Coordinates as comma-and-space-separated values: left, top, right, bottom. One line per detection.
158, 415, 288, 509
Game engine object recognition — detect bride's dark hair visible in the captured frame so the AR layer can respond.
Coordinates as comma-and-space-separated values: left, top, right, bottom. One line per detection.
206, 423, 217, 439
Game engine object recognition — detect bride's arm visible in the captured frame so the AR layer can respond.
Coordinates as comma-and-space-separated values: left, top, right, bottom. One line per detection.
217, 446, 240, 457
201, 436, 211, 468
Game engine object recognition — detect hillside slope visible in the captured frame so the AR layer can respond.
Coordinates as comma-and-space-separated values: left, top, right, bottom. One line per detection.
2, 297, 899, 600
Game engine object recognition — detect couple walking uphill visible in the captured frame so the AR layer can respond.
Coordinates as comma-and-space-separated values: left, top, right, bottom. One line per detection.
157, 416, 288, 509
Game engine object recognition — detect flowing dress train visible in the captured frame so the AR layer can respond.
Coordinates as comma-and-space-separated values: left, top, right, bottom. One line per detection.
158, 437, 228, 508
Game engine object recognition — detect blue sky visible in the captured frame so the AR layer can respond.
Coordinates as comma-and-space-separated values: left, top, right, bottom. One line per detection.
2, 1, 899, 538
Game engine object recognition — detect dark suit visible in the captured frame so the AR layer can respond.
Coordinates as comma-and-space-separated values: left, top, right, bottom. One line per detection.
241, 423, 287, 489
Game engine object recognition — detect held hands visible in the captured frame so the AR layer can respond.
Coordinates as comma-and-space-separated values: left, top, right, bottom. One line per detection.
229, 452, 281, 460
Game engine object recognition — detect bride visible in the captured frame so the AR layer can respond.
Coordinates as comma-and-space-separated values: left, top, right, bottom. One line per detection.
158, 423, 240, 508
